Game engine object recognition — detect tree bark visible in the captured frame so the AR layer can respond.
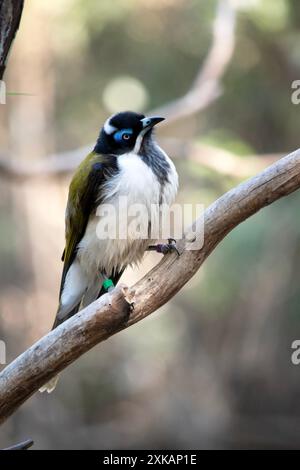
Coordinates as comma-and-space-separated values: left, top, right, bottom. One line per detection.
0, 0, 24, 80
0, 147, 299, 425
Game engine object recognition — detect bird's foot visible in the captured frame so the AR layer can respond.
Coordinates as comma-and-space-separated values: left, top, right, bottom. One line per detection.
150, 238, 180, 256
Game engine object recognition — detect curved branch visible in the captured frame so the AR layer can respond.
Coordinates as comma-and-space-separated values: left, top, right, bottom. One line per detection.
164, 139, 281, 178
152, 0, 236, 125
0, 147, 300, 424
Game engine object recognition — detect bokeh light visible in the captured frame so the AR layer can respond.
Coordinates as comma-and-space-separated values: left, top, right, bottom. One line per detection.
102, 76, 149, 113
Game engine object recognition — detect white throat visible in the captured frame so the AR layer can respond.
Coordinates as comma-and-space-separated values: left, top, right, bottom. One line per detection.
133, 128, 149, 154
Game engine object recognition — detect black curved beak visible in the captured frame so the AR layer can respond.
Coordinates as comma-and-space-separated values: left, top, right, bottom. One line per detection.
141, 116, 165, 129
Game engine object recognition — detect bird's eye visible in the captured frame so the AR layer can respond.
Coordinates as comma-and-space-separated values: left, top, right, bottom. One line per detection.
113, 129, 133, 143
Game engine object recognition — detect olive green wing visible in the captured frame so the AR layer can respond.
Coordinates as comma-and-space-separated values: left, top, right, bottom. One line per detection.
59, 152, 106, 296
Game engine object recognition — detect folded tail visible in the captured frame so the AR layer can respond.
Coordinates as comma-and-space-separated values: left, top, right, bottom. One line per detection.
39, 267, 124, 393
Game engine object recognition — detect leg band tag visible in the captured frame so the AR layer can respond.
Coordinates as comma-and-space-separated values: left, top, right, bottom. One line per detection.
102, 278, 114, 291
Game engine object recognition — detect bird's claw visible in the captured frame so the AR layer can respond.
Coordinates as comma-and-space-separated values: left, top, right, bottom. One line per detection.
168, 238, 180, 256
157, 239, 180, 256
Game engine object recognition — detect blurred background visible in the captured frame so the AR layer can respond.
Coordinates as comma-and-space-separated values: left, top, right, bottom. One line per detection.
1, 0, 300, 449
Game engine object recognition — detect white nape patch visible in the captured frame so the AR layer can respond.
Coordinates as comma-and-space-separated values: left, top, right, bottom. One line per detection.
104, 117, 117, 135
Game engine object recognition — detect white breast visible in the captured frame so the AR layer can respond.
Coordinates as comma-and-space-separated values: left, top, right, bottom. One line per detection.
104, 152, 161, 207
78, 151, 178, 279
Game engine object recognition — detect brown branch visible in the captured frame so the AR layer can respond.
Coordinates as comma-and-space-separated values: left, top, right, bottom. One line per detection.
2, 439, 34, 450
0, 0, 24, 80
0, 147, 300, 424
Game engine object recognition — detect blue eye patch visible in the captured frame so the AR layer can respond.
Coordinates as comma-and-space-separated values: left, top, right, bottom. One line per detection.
113, 128, 133, 143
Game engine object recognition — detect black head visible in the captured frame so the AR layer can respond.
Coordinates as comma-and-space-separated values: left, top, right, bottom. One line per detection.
94, 111, 164, 155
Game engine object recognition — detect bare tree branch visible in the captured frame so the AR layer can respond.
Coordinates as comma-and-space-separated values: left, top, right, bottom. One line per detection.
0, 0, 24, 80
0, 147, 299, 425
165, 139, 281, 178
152, 0, 236, 125
2, 439, 34, 450
0, 144, 92, 179
0, 139, 283, 181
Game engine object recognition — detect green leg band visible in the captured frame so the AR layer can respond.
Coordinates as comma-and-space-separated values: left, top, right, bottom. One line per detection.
102, 278, 114, 291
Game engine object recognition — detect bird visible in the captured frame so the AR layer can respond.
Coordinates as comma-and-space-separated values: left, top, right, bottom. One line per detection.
39, 111, 178, 393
